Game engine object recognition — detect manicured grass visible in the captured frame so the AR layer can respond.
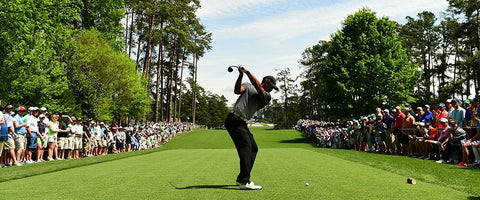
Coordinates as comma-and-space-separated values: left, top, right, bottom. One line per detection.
0, 125, 478, 199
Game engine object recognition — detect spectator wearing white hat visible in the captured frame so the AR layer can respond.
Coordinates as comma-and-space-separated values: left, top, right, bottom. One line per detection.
72, 117, 83, 159
437, 118, 453, 163
36, 114, 47, 161
2, 105, 20, 166
40, 107, 49, 125
446, 99, 455, 118
25, 107, 40, 164
14, 106, 28, 163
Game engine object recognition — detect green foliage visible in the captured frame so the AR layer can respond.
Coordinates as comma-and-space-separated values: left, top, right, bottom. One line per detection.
301, 8, 420, 119
0, 0, 81, 113
66, 29, 150, 121
77, 0, 125, 51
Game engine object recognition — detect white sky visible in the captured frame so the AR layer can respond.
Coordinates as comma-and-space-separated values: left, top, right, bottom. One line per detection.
194, 0, 449, 105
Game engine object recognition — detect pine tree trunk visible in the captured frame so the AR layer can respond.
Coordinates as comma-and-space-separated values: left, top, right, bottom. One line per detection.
154, 20, 164, 123
192, 54, 198, 125
178, 56, 185, 122
167, 37, 177, 122
128, 12, 134, 58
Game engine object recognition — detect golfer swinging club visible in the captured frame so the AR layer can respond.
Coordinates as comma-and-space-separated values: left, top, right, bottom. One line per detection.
225, 65, 278, 190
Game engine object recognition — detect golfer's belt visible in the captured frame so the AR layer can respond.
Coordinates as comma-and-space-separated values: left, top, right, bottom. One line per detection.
231, 110, 247, 121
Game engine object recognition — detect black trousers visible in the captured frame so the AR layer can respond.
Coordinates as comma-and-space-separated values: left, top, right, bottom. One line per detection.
225, 113, 258, 184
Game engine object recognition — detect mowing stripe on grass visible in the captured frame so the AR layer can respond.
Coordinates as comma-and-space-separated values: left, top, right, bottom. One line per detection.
0, 126, 478, 199
0, 148, 471, 199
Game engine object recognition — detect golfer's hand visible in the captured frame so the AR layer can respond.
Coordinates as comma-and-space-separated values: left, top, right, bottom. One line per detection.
238, 66, 247, 73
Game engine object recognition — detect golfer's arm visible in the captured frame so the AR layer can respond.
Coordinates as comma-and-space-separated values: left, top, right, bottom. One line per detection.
234, 72, 245, 94
245, 71, 265, 99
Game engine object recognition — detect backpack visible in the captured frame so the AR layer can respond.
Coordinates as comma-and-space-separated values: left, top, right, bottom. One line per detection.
0, 121, 8, 141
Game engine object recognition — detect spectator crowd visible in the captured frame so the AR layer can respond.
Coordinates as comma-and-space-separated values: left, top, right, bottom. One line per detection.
0, 103, 195, 168
296, 96, 480, 168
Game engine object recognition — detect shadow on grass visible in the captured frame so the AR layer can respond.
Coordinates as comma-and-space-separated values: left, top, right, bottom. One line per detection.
468, 196, 480, 200
172, 184, 239, 190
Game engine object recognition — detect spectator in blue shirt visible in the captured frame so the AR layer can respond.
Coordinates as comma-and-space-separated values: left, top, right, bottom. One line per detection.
13, 106, 27, 163
420, 105, 433, 124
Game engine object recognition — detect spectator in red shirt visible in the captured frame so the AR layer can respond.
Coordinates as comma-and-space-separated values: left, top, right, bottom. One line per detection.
435, 103, 448, 130
393, 106, 405, 155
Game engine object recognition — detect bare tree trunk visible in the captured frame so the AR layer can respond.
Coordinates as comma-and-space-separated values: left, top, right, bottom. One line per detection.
136, 38, 141, 69
178, 56, 185, 122
143, 0, 157, 82
167, 37, 177, 122
174, 56, 179, 122
160, 47, 164, 122
192, 54, 198, 125
128, 12, 135, 58
154, 20, 164, 123
125, 8, 129, 52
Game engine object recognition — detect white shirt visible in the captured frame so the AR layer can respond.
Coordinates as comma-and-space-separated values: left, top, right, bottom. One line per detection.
27, 115, 39, 133
73, 124, 83, 137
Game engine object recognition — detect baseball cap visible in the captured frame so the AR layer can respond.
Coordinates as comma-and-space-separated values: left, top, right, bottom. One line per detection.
28, 107, 34, 111
5, 105, 13, 109
262, 76, 279, 90
395, 106, 401, 110
71, 117, 76, 121
17, 106, 26, 111
446, 99, 453, 103
454, 98, 461, 103
416, 107, 422, 111
39, 114, 46, 119
424, 104, 430, 109
464, 99, 470, 104
32, 107, 39, 111
383, 109, 389, 113
439, 118, 448, 123
40, 107, 47, 111
438, 103, 445, 108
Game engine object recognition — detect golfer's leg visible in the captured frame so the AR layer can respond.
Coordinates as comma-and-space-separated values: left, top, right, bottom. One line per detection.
226, 120, 253, 183
248, 129, 258, 173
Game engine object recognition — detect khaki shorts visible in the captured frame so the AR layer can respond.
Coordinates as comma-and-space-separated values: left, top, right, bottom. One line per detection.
4, 137, 15, 150
97, 139, 104, 147
0, 141, 4, 155
74, 137, 82, 150
57, 137, 67, 150
65, 137, 74, 150
83, 139, 91, 150
47, 135, 57, 143
93, 140, 98, 147
15, 134, 25, 150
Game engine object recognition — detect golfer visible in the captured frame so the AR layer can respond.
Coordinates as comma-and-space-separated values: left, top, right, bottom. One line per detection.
225, 66, 278, 190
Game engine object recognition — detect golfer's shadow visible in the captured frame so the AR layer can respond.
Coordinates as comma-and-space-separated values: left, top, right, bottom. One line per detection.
172, 184, 239, 190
